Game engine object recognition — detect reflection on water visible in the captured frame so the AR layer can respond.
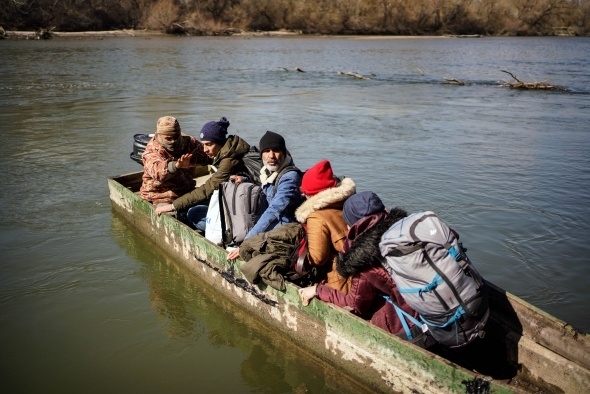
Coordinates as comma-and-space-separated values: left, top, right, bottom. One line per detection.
111, 213, 376, 394
1, 36, 589, 392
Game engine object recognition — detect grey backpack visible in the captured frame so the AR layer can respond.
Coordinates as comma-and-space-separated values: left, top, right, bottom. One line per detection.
219, 181, 268, 246
379, 211, 489, 348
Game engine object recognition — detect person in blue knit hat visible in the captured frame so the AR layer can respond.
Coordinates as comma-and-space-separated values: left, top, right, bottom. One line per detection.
156, 117, 252, 232
298, 194, 428, 346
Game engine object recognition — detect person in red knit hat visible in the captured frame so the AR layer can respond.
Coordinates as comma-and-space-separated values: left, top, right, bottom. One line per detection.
295, 160, 356, 293
299, 159, 337, 196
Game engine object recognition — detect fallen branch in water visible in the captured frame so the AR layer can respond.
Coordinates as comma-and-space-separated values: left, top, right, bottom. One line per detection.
443, 77, 465, 85
338, 71, 370, 80
499, 70, 567, 91
279, 67, 305, 72
35, 27, 55, 39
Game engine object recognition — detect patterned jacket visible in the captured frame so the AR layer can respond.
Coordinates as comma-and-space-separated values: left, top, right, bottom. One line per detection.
173, 135, 250, 211
140, 134, 207, 205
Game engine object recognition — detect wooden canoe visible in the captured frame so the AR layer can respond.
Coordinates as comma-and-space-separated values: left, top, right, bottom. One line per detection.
108, 169, 590, 394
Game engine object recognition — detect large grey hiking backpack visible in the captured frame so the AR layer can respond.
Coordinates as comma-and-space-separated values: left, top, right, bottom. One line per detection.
379, 211, 489, 348
219, 181, 268, 246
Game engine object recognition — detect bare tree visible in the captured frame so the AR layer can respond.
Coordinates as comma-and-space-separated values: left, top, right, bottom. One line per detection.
141, 0, 180, 30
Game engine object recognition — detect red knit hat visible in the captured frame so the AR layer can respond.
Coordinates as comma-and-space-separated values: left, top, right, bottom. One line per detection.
301, 160, 337, 196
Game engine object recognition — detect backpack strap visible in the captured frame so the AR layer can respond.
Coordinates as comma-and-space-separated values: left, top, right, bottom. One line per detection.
382, 294, 427, 340
420, 306, 466, 329
244, 184, 256, 214
397, 274, 445, 296
294, 239, 308, 276
419, 306, 467, 347
422, 249, 479, 317
288, 224, 309, 281
219, 184, 233, 247
272, 165, 301, 194
384, 242, 426, 257
218, 184, 227, 247
443, 241, 470, 271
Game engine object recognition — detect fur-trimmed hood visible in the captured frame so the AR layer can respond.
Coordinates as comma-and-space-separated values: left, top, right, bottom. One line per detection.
295, 177, 356, 223
337, 208, 408, 278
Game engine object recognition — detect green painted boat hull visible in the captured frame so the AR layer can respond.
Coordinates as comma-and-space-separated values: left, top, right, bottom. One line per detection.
108, 171, 589, 394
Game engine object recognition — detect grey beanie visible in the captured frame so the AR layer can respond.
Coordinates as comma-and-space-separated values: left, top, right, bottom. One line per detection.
343, 191, 386, 226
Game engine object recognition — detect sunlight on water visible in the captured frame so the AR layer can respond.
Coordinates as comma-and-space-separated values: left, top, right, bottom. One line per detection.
0, 36, 589, 393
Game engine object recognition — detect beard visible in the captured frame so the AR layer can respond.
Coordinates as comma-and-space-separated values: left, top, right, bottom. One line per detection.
263, 157, 284, 173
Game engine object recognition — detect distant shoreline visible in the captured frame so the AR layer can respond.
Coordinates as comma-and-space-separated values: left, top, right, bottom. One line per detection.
4, 29, 578, 40
3, 29, 165, 39
2, 29, 483, 40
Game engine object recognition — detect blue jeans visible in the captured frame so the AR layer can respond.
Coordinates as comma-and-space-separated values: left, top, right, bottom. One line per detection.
186, 205, 209, 232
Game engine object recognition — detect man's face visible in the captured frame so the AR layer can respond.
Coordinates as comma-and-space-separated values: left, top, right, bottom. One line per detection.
262, 148, 284, 171
157, 132, 180, 152
202, 141, 221, 158
158, 133, 178, 143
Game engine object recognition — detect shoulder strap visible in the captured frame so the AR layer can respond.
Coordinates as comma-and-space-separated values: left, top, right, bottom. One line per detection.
382, 294, 426, 340
272, 165, 301, 193
218, 183, 231, 247
422, 249, 478, 317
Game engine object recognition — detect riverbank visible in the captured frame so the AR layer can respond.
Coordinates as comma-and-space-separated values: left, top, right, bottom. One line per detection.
2, 29, 166, 39
1, 29, 478, 41
2, 28, 317, 39
3, 28, 581, 40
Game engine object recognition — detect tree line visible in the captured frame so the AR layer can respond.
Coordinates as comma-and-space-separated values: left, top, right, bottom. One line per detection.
2, 0, 590, 36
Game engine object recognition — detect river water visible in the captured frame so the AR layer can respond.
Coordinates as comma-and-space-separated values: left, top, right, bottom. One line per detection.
1, 35, 589, 393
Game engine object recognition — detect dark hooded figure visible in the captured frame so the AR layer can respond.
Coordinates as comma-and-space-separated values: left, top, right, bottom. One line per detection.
299, 192, 423, 341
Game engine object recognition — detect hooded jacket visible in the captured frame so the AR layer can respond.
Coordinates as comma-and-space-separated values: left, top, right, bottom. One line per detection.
140, 134, 208, 205
295, 177, 356, 292
317, 210, 420, 337
173, 135, 250, 211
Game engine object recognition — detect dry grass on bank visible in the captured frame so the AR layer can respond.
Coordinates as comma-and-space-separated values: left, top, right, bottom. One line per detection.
2, 28, 460, 40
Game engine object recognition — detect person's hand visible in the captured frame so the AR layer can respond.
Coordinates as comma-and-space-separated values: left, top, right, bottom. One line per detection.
176, 153, 194, 169
298, 285, 317, 307
229, 175, 244, 184
227, 247, 240, 261
155, 204, 175, 216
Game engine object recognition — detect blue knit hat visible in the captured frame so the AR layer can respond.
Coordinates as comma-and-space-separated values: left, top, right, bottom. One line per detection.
200, 117, 230, 144
343, 191, 386, 226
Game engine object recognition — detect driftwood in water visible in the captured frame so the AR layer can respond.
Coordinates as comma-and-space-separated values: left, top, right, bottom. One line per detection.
169, 23, 190, 36
35, 27, 54, 39
338, 71, 370, 80
500, 70, 567, 91
443, 77, 465, 85
280, 67, 305, 72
